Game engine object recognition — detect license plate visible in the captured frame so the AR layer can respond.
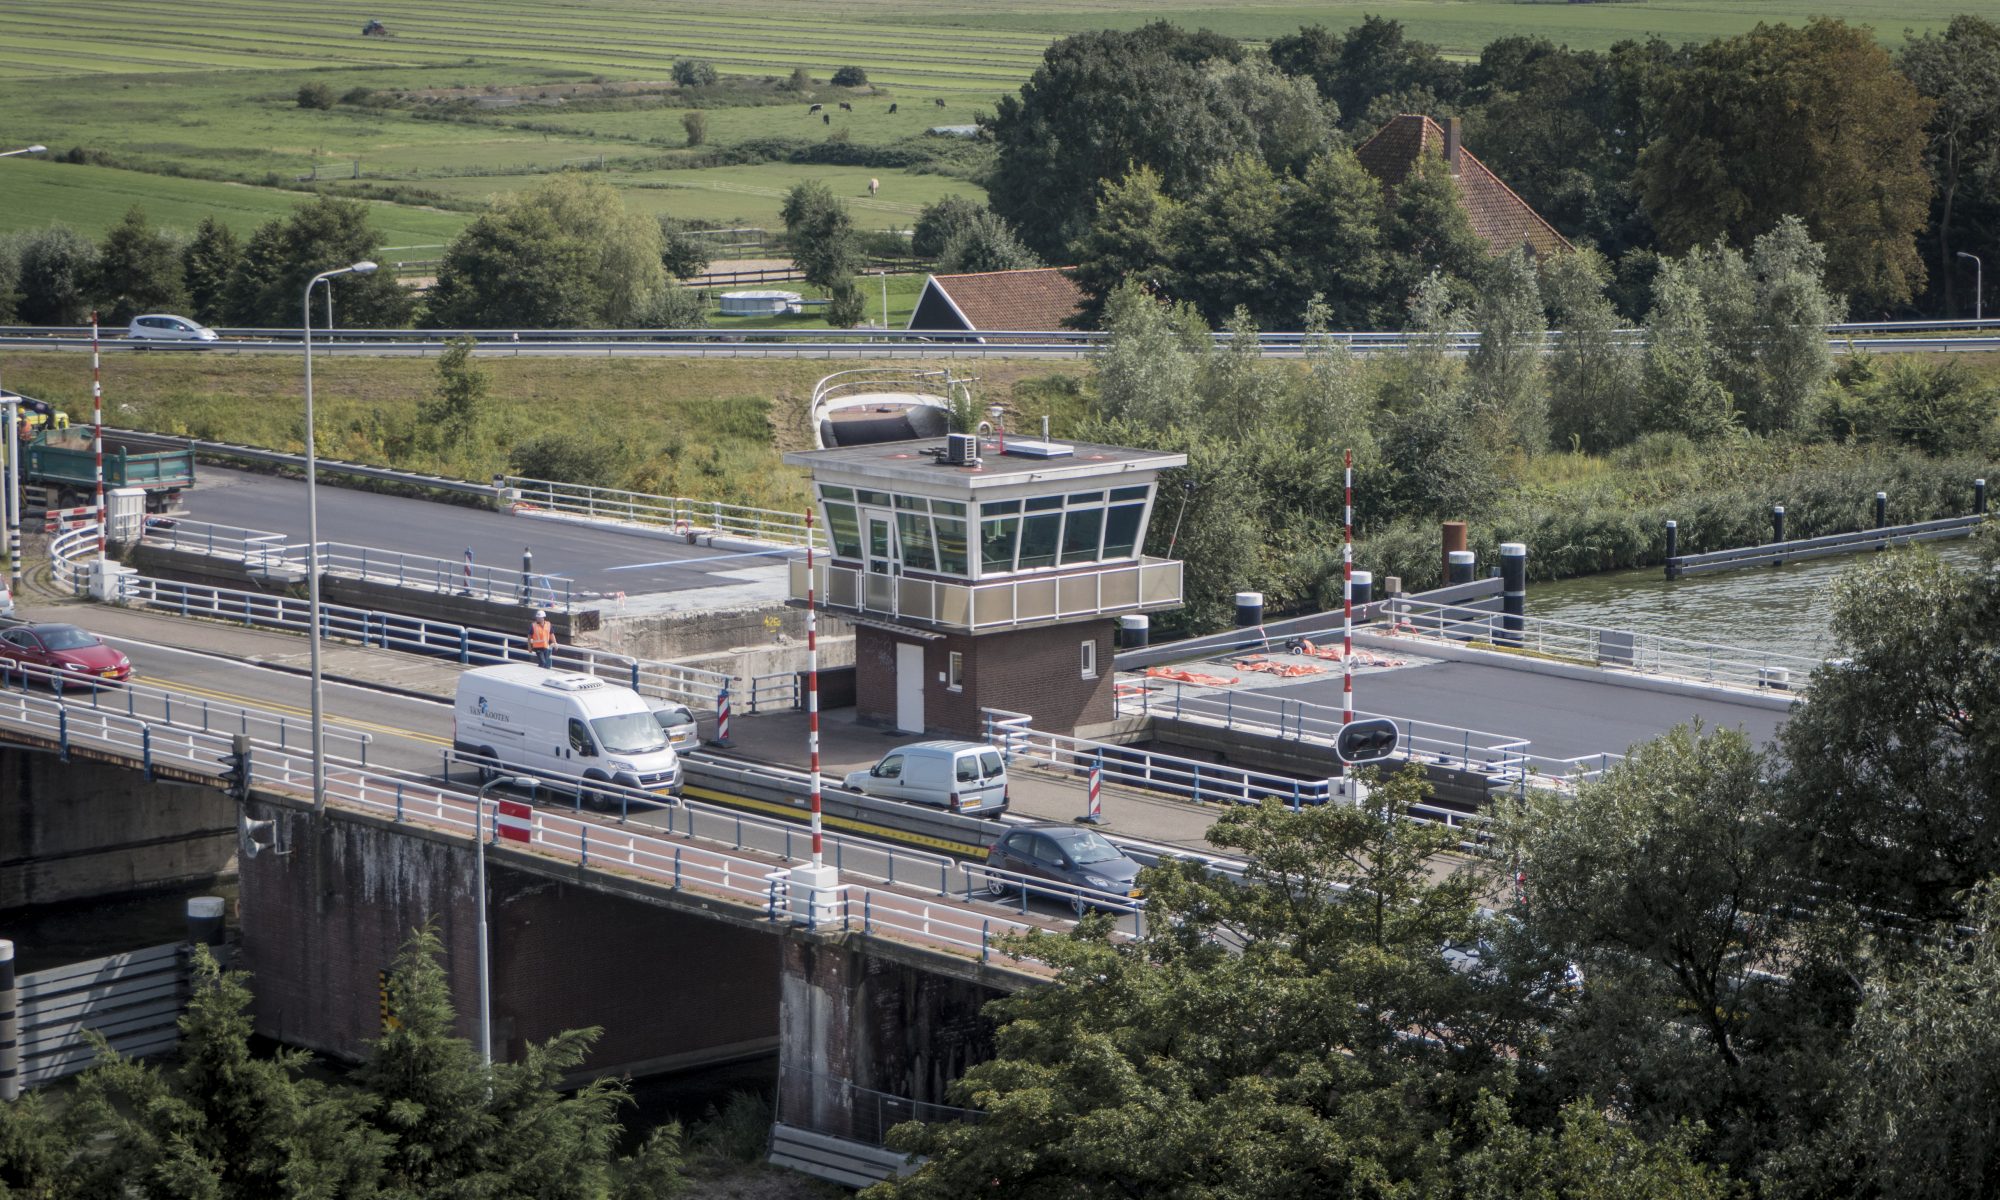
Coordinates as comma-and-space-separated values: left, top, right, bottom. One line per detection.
102, 669, 120, 678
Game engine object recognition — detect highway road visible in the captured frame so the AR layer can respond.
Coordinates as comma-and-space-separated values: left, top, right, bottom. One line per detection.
174, 465, 792, 599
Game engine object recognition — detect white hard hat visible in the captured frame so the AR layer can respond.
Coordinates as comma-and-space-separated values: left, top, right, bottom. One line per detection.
534, 610, 546, 619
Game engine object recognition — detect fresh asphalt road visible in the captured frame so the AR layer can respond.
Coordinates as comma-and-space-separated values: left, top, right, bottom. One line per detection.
174, 465, 791, 597
1264, 659, 1791, 762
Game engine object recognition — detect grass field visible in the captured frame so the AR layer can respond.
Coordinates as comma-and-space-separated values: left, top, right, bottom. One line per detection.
0, 0, 1962, 251
0, 160, 471, 244
0, 349, 1086, 511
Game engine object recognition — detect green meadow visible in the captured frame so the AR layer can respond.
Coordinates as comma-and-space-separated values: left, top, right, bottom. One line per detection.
0, 0, 1963, 244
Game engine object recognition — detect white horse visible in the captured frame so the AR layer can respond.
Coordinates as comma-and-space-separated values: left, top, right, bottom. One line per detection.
868, 177, 879, 197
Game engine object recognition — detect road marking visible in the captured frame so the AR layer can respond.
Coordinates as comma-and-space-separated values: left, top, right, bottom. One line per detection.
680, 784, 990, 858
605, 546, 803, 573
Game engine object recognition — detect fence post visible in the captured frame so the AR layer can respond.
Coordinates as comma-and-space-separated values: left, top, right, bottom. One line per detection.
709, 686, 734, 748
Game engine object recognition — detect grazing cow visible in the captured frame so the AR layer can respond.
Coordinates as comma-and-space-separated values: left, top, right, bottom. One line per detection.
823, 112, 831, 124
888, 102, 898, 114
838, 101, 852, 112
868, 177, 879, 196
934, 97, 946, 108
807, 103, 823, 115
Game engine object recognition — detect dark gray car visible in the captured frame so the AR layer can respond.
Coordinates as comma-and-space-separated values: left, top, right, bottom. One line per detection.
985, 823, 1142, 912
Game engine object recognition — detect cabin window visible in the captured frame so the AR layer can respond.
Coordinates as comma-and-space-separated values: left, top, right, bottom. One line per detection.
823, 504, 862, 558
981, 517, 1020, 572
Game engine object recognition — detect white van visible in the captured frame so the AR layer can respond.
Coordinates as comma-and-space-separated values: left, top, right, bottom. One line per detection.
453, 664, 681, 797
843, 740, 1008, 817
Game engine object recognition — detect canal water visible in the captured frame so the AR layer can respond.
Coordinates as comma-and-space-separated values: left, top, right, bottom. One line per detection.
1528, 539, 1985, 662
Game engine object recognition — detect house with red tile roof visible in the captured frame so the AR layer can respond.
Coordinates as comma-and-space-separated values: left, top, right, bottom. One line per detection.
1355, 114, 1571, 259
907, 268, 1087, 339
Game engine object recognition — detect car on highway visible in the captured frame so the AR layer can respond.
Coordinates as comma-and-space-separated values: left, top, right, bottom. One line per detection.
984, 823, 1143, 912
0, 623, 134, 683
126, 314, 219, 344
647, 700, 700, 751
0, 582, 12, 620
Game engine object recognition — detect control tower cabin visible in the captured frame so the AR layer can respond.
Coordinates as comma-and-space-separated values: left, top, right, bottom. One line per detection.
784, 431, 1187, 738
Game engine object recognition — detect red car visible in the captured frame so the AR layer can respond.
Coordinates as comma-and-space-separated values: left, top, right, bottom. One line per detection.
0, 623, 134, 683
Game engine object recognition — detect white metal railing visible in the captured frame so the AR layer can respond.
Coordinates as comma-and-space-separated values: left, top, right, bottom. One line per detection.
790, 558, 1183, 631
50, 526, 734, 711
1, 659, 373, 762
18, 941, 189, 1087
0, 681, 1054, 970
143, 518, 581, 612
1117, 679, 1614, 786
979, 707, 1493, 845
501, 477, 820, 549
1380, 598, 1823, 692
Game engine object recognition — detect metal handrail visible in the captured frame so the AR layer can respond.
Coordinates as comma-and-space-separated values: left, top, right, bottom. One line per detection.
38, 517, 735, 711
142, 518, 582, 612
0, 659, 373, 762
501, 476, 820, 549
1379, 598, 1822, 691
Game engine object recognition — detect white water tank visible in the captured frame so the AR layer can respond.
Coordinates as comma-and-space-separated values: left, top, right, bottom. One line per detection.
719, 290, 802, 316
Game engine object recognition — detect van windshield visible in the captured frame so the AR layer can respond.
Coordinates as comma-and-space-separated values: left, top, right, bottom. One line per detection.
592, 712, 668, 755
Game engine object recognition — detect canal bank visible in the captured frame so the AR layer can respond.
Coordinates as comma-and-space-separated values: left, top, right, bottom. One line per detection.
1529, 539, 1985, 661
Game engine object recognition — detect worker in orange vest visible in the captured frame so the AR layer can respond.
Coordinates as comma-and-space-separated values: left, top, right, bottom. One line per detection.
529, 610, 556, 669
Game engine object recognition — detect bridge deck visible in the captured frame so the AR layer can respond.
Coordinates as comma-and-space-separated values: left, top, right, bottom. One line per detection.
176, 466, 786, 600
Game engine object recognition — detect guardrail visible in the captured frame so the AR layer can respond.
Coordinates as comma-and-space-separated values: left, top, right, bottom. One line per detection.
1379, 598, 1823, 693
143, 517, 583, 611
100, 428, 501, 499
17, 941, 189, 1087
502, 476, 820, 549
0, 679, 1057, 971
1665, 513, 1989, 578
7, 317, 2000, 348
1, 659, 374, 764
979, 707, 1496, 849
746, 671, 803, 713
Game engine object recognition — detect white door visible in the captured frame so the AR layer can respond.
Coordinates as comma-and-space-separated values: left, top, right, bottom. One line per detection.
895, 642, 925, 733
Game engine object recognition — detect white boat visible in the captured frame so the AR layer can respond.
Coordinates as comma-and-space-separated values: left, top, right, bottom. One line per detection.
809, 368, 970, 450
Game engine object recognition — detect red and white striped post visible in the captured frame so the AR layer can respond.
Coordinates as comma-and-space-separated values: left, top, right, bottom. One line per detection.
807, 507, 822, 868
91, 312, 104, 558
462, 546, 474, 595
1081, 754, 1104, 824
1342, 448, 1354, 800
710, 684, 733, 747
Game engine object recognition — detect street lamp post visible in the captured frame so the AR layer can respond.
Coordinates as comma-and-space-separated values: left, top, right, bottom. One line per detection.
1959, 252, 1984, 323
2, 147, 46, 590
304, 262, 377, 814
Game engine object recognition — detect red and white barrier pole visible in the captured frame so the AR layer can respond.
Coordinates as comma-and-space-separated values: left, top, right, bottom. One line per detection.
1082, 754, 1104, 824
807, 507, 822, 868
710, 684, 733, 748
92, 312, 104, 558
1342, 448, 1354, 800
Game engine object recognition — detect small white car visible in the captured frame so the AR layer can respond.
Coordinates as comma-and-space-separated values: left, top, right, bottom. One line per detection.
0, 582, 13, 620
126, 314, 219, 343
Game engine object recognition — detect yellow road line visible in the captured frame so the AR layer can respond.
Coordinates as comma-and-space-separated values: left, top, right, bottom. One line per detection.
682, 785, 989, 858
147, 677, 453, 747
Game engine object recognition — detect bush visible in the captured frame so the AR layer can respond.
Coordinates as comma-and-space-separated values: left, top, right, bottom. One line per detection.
786, 66, 813, 92
681, 110, 707, 147
831, 65, 869, 87
339, 86, 375, 105
296, 83, 334, 110
824, 282, 867, 328
672, 58, 718, 87
508, 429, 637, 489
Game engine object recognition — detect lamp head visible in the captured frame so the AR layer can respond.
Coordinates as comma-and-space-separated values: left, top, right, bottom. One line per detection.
26, 144, 45, 153
348, 260, 379, 275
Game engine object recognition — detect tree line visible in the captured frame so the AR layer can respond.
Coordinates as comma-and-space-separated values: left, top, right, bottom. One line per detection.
0, 928, 728, 1198
982, 14, 2000, 321
0, 176, 713, 333
865, 533, 2000, 1198
1064, 218, 1994, 633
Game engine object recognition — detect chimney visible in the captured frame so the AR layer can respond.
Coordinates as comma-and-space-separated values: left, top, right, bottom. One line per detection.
1443, 117, 1462, 175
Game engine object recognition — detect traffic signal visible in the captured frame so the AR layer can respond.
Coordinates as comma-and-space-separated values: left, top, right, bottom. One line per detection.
217, 734, 252, 800
1335, 718, 1400, 765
